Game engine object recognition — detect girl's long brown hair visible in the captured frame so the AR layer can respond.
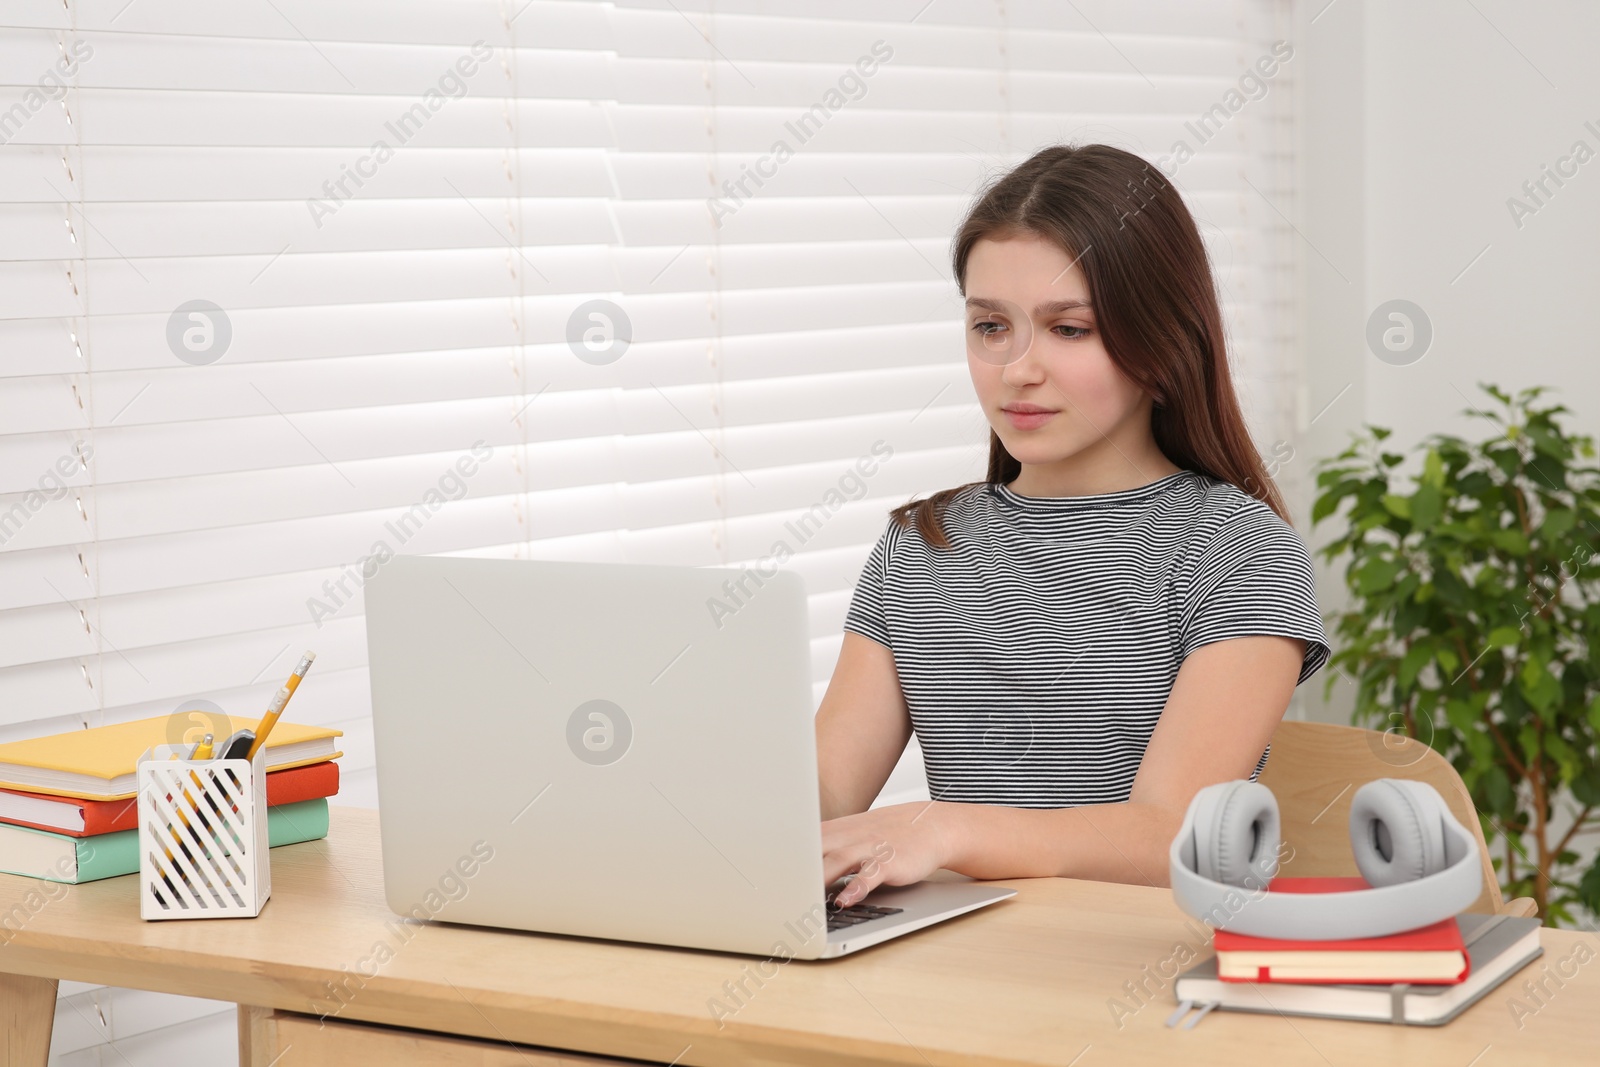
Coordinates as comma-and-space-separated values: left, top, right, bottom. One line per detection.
891, 143, 1289, 546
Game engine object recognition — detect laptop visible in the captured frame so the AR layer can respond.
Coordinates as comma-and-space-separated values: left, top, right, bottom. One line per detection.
364, 554, 1014, 959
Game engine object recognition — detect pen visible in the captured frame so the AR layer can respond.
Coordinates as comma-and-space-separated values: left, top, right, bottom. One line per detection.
186, 734, 227, 825
169, 734, 216, 841
247, 650, 315, 760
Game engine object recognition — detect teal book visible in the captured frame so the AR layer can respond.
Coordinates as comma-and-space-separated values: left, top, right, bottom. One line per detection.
0, 799, 330, 884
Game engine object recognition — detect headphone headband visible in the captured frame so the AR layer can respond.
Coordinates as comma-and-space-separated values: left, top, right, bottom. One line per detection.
1168, 779, 1483, 941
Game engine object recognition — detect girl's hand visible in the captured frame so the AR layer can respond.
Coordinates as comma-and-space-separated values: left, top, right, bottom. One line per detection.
821, 801, 958, 908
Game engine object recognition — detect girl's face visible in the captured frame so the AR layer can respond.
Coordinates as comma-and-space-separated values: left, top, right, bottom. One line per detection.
963, 232, 1158, 482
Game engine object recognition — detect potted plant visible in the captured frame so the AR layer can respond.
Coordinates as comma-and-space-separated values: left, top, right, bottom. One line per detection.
1313, 384, 1600, 924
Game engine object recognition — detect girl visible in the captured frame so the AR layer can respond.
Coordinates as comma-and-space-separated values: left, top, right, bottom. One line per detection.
816, 144, 1329, 907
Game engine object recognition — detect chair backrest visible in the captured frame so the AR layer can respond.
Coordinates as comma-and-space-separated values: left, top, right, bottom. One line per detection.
1256, 719, 1503, 916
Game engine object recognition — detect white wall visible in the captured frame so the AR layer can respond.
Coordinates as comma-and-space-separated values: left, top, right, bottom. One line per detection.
1294, 0, 1366, 724
1365, 0, 1600, 441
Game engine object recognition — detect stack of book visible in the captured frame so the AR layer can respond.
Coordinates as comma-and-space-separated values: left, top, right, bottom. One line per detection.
1173, 877, 1544, 1027
0, 715, 343, 884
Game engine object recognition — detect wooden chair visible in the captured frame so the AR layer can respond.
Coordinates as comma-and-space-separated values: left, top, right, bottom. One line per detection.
1257, 720, 1538, 919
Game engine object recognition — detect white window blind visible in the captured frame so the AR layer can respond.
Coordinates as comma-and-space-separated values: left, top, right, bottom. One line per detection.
2, 0, 1299, 815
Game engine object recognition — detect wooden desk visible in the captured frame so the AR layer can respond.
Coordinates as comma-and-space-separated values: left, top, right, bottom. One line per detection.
0, 807, 1595, 1066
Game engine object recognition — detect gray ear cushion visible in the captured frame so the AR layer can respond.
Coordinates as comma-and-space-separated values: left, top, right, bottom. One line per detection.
1349, 779, 1449, 887
1199, 780, 1280, 887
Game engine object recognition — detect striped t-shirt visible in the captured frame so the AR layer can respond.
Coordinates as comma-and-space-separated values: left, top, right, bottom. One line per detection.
842, 471, 1330, 809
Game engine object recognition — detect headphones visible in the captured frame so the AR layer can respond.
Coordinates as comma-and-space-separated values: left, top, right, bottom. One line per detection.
1168, 778, 1483, 941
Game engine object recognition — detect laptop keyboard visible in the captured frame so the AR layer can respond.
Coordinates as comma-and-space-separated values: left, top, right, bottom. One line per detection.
826, 903, 904, 932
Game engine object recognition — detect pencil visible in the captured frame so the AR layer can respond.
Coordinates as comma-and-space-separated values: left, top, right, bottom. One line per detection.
246, 650, 315, 760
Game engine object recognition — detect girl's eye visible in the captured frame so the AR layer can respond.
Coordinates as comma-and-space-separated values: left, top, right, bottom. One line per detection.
1054, 324, 1091, 340
971, 320, 1006, 336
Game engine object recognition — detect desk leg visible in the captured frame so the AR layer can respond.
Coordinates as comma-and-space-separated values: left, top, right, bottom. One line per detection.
0, 974, 56, 1067
238, 1005, 272, 1067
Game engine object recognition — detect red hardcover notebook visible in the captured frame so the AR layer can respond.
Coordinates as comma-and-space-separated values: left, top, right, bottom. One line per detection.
1213, 877, 1470, 985
0, 760, 339, 837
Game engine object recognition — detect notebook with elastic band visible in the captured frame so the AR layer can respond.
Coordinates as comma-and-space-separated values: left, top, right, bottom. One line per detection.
1167, 913, 1542, 1028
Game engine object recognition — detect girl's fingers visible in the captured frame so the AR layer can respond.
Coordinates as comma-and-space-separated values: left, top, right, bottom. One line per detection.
834, 860, 887, 907
822, 846, 877, 887
820, 812, 903, 902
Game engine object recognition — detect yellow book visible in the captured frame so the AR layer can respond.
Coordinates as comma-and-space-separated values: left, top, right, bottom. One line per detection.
0, 715, 343, 800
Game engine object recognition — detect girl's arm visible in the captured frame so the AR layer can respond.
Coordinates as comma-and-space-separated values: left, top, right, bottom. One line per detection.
822, 634, 1305, 906
815, 632, 913, 822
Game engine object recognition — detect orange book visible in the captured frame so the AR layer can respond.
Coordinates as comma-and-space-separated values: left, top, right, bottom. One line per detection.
0, 760, 340, 837
1213, 877, 1469, 984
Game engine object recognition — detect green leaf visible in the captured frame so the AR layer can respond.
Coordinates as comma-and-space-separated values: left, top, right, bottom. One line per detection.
1423, 448, 1445, 488
1382, 493, 1411, 519
1484, 765, 1514, 815
1527, 424, 1563, 457
1488, 529, 1530, 556
1399, 643, 1433, 690
1529, 456, 1568, 490
1355, 511, 1393, 535
1410, 483, 1443, 530
1572, 766, 1600, 807
1520, 657, 1561, 716
1486, 626, 1522, 648
1487, 446, 1521, 479
1353, 558, 1404, 595
1444, 697, 1478, 733
1518, 723, 1540, 766
1312, 491, 1344, 525
1463, 728, 1494, 768
1544, 732, 1580, 782
1541, 508, 1578, 540
1578, 862, 1600, 915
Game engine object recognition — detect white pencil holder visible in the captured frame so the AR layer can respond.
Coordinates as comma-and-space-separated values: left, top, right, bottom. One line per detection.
136, 743, 271, 919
